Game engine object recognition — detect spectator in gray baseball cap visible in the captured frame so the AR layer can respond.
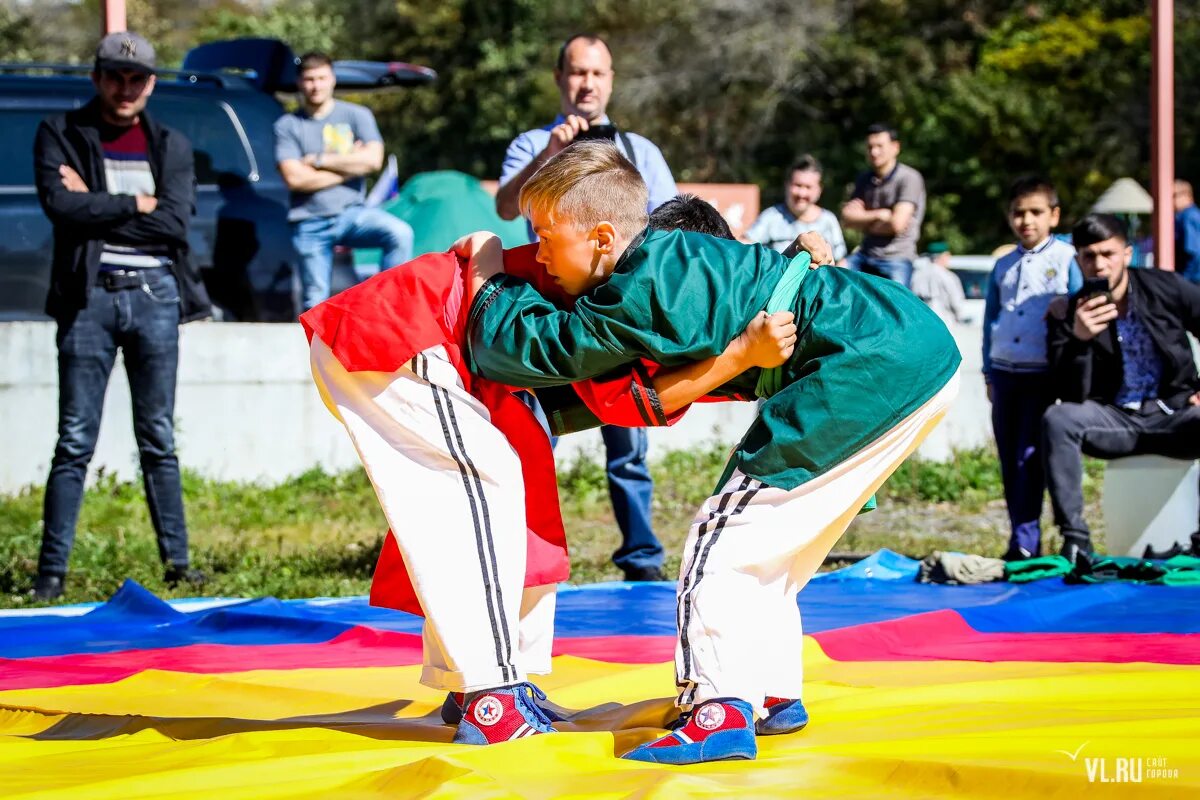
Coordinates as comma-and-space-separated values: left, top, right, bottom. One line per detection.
94, 31, 156, 75
31, 31, 211, 601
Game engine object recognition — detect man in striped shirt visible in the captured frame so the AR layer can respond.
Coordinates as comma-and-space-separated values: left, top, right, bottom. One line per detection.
32, 32, 211, 601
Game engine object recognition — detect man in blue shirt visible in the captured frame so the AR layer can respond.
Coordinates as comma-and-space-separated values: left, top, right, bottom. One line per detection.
495, 34, 677, 581
496, 35, 676, 225
275, 52, 413, 310
1174, 179, 1200, 283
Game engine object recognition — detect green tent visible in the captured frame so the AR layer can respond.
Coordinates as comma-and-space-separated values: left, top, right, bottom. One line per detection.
353, 171, 532, 271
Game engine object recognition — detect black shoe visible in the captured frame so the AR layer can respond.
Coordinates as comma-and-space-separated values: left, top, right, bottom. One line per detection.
31, 574, 64, 602
1143, 542, 1184, 560
1059, 531, 1095, 568
164, 565, 209, 588
622, 565, 668, 582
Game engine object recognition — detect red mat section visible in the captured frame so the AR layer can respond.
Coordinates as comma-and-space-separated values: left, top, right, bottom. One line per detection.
551, 635, 674, 663
0, 629, 676, 691
0, 627, 424, 691
10, 610, 1196, 695
813, 609, 1200, 664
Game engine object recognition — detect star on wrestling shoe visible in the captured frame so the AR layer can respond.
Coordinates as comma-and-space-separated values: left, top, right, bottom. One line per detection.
452, 683, 556, 744
441, 683, 566, 726
755, 696, 809, 736
622, 699, 757, 764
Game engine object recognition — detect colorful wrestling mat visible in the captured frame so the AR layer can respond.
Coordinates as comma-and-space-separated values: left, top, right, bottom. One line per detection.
1, 550, 1197, 798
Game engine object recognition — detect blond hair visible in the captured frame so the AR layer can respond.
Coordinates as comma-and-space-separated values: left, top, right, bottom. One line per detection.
519, 140, 649, 237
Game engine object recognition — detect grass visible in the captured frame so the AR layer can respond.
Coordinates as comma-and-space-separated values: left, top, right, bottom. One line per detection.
0, 446, 1109, 608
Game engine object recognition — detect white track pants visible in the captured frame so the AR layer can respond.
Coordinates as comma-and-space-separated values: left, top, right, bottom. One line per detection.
310, 339, 556, 692
675, 372, 960, 718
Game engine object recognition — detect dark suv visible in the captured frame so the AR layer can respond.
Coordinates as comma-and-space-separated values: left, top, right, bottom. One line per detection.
0, 39, 433, 321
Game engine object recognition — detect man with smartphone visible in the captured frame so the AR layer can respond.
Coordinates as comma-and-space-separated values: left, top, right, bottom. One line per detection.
496, 34, 676, 226
495, 33, 677, 582
1043, 213, 1200, 565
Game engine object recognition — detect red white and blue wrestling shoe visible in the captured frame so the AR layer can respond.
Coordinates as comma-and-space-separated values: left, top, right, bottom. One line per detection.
755, 696, 809, 736
441, 683, 565, 726
451, 683, 556, 745
621, 699, 757, 764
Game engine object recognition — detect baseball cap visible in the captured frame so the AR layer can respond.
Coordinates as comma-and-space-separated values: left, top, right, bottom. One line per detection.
95, 32, 156, 74
927, 241, 950, 255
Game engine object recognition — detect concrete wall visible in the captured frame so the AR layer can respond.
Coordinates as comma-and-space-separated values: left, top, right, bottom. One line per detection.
1, 310, 989, 493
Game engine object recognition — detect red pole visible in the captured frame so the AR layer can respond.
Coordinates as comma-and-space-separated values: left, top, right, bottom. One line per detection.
100, 0, 127, 36
1151, 0, 1175, 270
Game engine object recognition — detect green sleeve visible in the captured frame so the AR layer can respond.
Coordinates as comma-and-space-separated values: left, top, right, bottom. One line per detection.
467, 275, 633, 387
468, 229, 785, 388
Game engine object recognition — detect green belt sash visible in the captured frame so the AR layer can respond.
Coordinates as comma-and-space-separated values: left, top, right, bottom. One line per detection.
755, 250, 811, 400
723, 249, 877, 513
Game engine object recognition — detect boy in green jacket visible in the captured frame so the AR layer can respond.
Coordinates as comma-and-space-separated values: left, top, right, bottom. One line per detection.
463, 142, 961, 764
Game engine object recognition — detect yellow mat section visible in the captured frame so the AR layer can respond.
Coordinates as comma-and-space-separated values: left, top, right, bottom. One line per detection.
0, 641, 1196, 798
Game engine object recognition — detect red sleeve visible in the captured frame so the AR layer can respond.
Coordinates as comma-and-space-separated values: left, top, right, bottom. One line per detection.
501, 243, 575, 308
571, 359, 688, 427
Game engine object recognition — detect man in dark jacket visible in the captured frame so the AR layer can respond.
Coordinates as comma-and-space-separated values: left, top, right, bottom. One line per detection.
31, 32, 211, 601
1044, 213, 1200, 565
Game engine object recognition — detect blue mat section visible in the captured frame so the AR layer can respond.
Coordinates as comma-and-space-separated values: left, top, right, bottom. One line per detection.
5, 551, 1200, 659
0, 582, 357, 659
957, 581, 1200, 634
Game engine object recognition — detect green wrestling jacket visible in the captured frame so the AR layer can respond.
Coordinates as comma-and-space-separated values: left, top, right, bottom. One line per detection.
468, 228, 961, 490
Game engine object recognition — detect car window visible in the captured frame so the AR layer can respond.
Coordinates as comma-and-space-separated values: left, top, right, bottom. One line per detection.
149, 95, 253, 185
0, 109, 62, 186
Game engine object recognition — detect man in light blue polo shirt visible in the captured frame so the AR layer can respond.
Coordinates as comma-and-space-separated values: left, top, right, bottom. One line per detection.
496, 33, 676, 582
496, 34, 676, 225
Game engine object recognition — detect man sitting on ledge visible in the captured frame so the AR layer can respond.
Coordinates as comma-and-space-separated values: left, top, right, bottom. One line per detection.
1044, 213, 1200, 565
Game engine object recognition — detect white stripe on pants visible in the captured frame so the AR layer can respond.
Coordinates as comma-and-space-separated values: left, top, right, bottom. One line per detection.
675, 372, 960, 718
310, 339, 556, 692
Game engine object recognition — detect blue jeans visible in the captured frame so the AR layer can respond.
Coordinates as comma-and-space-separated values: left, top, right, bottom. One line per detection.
520, 393, 663, 573
40, 271, 190, 576
846, 251, 914, 287
601, 426, 663, 573
293, 206, 414, 310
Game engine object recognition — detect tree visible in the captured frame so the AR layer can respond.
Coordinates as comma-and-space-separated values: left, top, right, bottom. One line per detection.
17, 0, 1191, 252
196, 0, 345, 56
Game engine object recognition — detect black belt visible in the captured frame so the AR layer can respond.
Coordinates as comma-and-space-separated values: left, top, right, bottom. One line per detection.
95, 268, 164, 291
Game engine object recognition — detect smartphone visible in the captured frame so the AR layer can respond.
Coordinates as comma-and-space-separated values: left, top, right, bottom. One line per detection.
575, 124, 618, 142
1079, 276, 1111, 304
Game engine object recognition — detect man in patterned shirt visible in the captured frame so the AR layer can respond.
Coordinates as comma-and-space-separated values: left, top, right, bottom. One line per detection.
1044, 213, 1200, 564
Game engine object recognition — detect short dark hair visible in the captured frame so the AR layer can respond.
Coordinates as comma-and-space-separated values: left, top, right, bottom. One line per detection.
298, 51, 334, 73
866, 123, 899, 142
648, 194, 733, 239
556, 34, 610, 72
1007, 175, 1060, 208
787, 154, 823, 179
1072, 213, 1128, 249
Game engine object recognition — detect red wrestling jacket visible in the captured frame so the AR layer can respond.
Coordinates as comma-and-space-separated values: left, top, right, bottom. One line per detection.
299, 244, 690, 616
